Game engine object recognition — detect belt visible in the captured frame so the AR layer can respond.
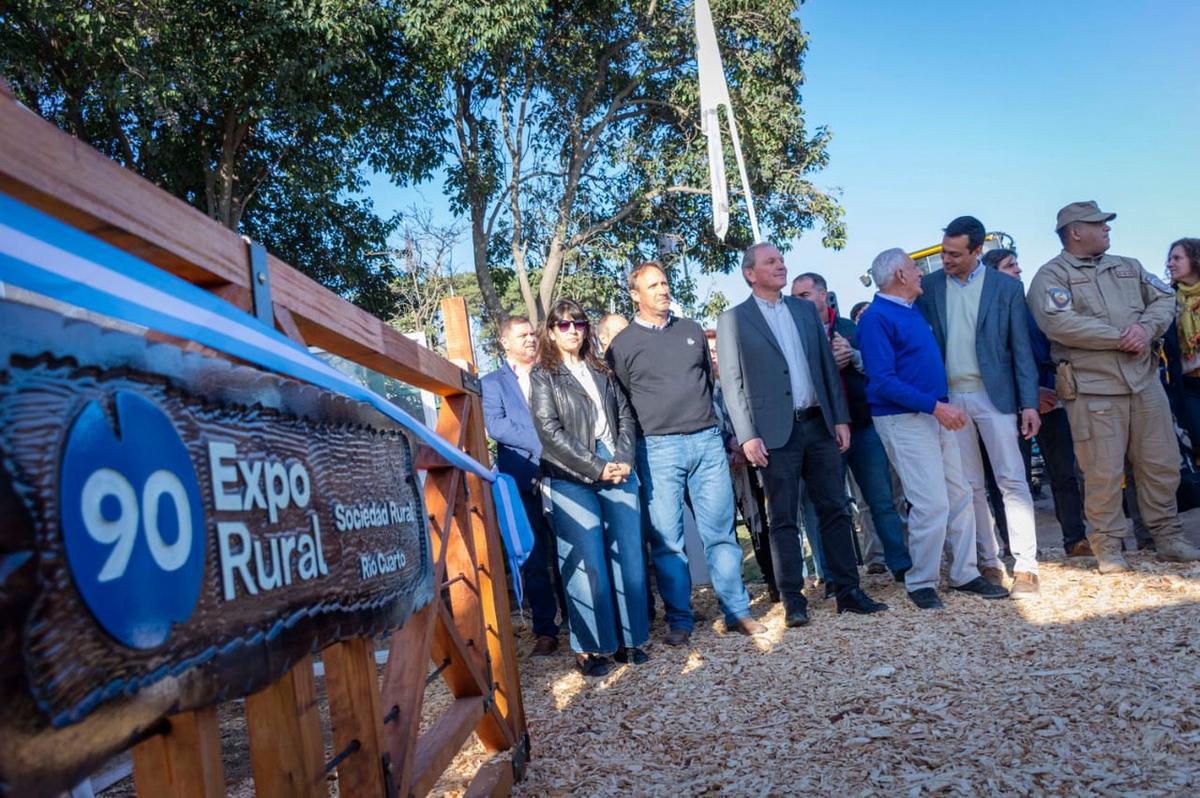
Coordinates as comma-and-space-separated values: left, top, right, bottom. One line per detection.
793, 406, 822, 422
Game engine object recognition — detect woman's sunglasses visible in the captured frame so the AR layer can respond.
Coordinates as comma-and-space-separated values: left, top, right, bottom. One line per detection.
554, 319, 589, 333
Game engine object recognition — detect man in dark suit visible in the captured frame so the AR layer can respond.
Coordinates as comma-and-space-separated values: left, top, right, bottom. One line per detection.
917, 216, 1042, 599
482, 316, 565, 654
792, 272, 913, 582
717, 243, 887, 627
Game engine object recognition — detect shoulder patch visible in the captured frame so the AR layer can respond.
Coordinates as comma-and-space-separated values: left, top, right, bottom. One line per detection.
1143, 273, 1173, 295
1045, 286, 1072, 312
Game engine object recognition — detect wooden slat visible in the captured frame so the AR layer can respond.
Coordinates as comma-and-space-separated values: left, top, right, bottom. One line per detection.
443, 297, 525, 755
131, 708, 225, 798
323, 638, 387, 797
0, 92, 470, 397
432, 599, 491, 699
269, 256, 470, 395
381, 603, 438, 798
0, 93, 247, 289
463, 757, 515, 798
244, 655, 325, 798
409, 697, 485, 798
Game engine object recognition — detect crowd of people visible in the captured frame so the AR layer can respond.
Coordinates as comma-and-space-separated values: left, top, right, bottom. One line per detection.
482, 199, 1200, 677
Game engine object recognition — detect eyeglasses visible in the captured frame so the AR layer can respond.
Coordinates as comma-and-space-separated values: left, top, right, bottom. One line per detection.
554, 319, 588, 333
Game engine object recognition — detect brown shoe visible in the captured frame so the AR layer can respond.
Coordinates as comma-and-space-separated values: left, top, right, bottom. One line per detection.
1064, 539, 1092, 558
1009, 571, 1040, 600
664, 628, 691, 646
726, 617, 768, 636
980, 565, 1006, 587
531, 635, 559, 656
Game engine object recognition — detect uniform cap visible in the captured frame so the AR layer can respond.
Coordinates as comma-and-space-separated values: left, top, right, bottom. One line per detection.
1055, 201, 1116, 231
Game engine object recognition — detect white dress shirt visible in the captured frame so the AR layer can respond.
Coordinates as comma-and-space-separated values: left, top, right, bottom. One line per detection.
753, 294, 817, 410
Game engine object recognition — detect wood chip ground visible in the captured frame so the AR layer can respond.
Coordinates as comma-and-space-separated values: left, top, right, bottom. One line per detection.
100, 502, 1200, 796
431, 503, 1200, 797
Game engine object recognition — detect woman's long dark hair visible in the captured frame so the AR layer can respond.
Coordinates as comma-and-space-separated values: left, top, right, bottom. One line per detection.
1168, 238, 1200, 286
537, 298, 608, 373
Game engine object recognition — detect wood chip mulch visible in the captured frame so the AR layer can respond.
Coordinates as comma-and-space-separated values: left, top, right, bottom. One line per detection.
434, 551, 1200, 797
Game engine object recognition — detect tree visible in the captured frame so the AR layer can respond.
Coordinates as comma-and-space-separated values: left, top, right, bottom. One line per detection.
0, 0, 445, 318
405, 0, 844, 323
380, 207, 473, 345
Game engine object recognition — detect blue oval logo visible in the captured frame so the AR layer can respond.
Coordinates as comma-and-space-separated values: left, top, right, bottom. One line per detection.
60, 391, 206, 649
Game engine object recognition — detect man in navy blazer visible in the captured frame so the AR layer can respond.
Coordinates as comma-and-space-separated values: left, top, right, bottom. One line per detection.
916, 216, 1042, 598
482, 316, 564, 654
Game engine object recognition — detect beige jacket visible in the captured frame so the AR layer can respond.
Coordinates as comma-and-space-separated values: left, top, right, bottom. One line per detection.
1028, 251, 1174, 395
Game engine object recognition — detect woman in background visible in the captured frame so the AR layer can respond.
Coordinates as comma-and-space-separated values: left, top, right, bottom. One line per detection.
529, 298, 648, 677
1165, 238, 1200, 452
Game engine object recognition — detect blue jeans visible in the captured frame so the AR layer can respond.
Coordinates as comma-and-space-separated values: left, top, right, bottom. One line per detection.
844, 424, 912, 573
637, 427, 752, 630
548, 444, 649, 655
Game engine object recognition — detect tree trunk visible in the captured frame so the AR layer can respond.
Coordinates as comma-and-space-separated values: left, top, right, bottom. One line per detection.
469, 198, 506, 324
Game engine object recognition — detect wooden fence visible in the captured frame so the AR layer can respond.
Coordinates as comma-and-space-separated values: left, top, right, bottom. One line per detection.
0, 80, 527, 797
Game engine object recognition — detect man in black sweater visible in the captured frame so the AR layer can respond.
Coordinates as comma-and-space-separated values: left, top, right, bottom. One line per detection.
607, 262, 764, 645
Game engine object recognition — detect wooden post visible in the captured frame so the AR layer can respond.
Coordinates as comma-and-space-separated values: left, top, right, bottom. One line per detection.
131, 708, 225, 797
244, 655, 325, 798
324, 638, 388, 797
440, 297, 527, 753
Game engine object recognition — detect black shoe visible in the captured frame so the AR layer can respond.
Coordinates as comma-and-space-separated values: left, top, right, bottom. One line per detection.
823, 582, 836, 600
784, 605, 810, 627
950, 576, 1010, 599
866, 562, 887, 575
767, 586, 781, 604
836, 587, 888, 615
908, 588, 944, 610
574, 654, 611, 677
892, 567, 909, 584
613, 646, 650, 665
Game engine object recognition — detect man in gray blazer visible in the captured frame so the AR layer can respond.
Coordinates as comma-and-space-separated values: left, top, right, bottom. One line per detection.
717, 242, 887, 627
917, 216, 1042, 598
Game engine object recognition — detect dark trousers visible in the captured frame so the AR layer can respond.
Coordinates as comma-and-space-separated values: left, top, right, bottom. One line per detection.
760, 414, 860, 610
1035, 408, 1087, 548
520, 488, 566, 638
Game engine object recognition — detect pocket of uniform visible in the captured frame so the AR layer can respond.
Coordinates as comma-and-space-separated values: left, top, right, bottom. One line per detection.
1084, 399, 1118, 439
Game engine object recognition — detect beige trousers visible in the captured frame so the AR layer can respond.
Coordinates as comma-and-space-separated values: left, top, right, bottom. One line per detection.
1065, 383, 1182, 546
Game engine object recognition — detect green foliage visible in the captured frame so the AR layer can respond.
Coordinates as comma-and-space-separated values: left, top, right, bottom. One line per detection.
0, 0, 444, 318
405, 0, 844, 323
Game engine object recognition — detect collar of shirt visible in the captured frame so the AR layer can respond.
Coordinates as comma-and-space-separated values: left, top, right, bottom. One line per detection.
1060, 251, 1113, 270
506, 358, 532, 378
948, 260, 985, 287
876, 292, 914, 309
633, 313, 672, 330
752, 293, 786, 313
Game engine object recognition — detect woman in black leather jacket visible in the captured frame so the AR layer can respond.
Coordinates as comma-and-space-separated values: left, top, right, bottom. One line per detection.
530, 298, 649, 677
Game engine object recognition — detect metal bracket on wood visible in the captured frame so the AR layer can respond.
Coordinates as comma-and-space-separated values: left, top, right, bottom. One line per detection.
460, 370, 481, 396
244, 238, 273, 325
381, 752, 398, 798
511, 731, 530, 782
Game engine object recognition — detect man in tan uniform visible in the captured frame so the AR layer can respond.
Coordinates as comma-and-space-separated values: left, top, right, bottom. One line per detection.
1029, 201, 1200, 573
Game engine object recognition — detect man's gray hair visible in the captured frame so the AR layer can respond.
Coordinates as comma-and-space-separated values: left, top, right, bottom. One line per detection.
870, 247, 910, 289
741, 242, 776, 273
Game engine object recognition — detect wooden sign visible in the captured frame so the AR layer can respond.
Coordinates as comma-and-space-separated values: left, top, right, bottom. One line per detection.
0, 301, 434, 791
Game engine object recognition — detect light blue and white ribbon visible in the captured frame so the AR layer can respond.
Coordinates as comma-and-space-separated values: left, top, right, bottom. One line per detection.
0, 191, 494, 481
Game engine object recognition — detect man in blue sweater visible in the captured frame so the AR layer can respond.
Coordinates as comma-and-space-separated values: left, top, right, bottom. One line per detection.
857, 248, 1009, 608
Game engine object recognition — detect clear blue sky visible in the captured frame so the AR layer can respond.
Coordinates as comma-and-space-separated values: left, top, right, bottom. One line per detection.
373, 0, 1200, 320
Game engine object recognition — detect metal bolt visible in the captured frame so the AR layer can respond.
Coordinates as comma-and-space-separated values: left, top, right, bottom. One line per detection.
257, 271, 267, 283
